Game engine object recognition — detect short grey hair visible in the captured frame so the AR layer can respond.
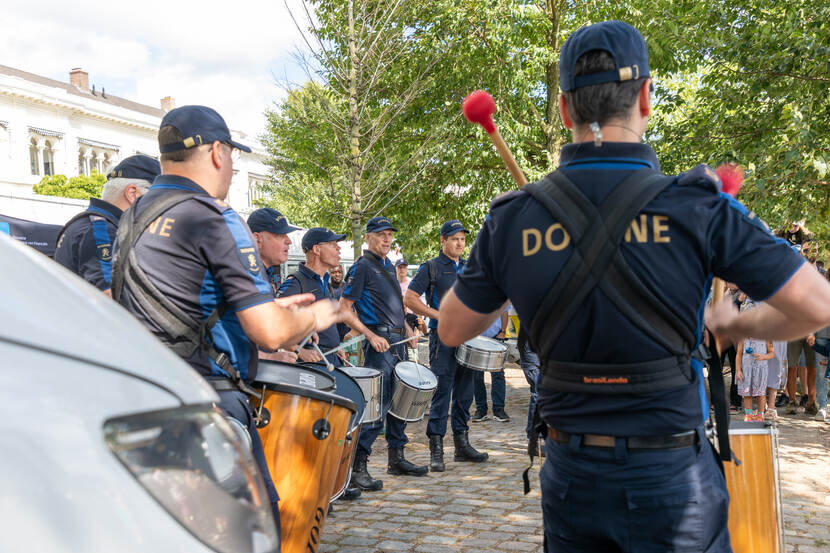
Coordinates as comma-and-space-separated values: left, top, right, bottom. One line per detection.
102, 177, 152, 203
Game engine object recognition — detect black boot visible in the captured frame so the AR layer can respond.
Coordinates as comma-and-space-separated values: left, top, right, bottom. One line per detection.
351, 453, 383, 491
341, 482, 362, 500
387, 447, 429, 476
428, 435, 445, 472
453, 431, 488, 462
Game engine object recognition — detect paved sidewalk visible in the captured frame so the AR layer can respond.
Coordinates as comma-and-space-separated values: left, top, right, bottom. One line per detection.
320, 366, 830, 553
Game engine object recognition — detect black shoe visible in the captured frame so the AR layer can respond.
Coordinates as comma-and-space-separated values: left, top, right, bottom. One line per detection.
493, 410, 510, 422
775, 394, 789, 408
799, 394, 809, 407
351, 454, 383, 491
470, 410, 489, 422
387, 447, 429, 476
453, 431, 488, 463
428, 435, 445, 472
341, 483, 362, 500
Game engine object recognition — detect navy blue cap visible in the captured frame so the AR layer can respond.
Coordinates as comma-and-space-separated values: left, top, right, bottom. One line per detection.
395, 258, 408, 267
159, 105, 251, 153
247, 208, 301, 234
366, 216, 397, 233
559, 21, 649, 92
302, 227, 346, 251
106, 154, 160, 182
440, 219, 469, 236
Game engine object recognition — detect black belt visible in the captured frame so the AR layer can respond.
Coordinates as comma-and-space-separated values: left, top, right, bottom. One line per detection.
368, 324, 404, 335
548, 428, 697, 450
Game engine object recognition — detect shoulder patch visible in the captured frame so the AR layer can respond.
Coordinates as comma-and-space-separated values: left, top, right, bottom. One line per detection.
192, 195, 233, 214
96, 243, 113, 261
489, 189, 525, 210
677, 164, 721, 193
237, 246, 261, 275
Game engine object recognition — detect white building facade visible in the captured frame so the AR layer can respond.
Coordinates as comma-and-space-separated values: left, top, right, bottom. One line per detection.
0, 64, 270, 225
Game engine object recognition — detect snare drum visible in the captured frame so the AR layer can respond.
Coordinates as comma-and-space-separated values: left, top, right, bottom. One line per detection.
455, 336, 507, 371
340, 365, 382, 424
329, 367, 365, 502
388, 361, 437, 421
723, 421, 783, 553
253, 362, 356, 553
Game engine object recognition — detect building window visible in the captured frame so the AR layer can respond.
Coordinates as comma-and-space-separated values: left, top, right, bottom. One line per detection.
248, 176, 267, 207
29, 138, 39, 175
43, 140, 54, 176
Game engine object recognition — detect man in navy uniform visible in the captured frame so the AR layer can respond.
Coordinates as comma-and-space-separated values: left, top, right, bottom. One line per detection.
405, 220, 488, 472
247, 207, 300, 295
340, 216, 428, 490
438, 21, 830, 552
112, 105, 342, 542
55, 154, 159, 295
278, 227, 348, 366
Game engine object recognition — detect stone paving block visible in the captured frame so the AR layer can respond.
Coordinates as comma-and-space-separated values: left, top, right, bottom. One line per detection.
421, 534, 458, 545
499, 539, 540, 551
338, 535, 378, 546
376, 540, 414, 551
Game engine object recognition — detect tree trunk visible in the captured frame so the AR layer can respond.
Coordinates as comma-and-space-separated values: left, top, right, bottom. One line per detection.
544, 0, 563, 168
347, 0, 363, 260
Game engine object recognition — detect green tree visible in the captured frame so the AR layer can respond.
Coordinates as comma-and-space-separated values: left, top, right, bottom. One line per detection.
33, 171, 106, 200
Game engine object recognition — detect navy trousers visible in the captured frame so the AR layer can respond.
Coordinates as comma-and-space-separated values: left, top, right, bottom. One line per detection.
473, 368, 506, 412
426, 331, 474, 437
541, 428, 731, 553
217, 390, 281, 544
357, 332, 408, 456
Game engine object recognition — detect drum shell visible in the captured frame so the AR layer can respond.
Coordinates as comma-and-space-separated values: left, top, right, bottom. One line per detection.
387, 363, 437, 422
254, 381, 355, 553
341, 366, 382, 424
330, 424, 360, 502
328, 368, 366, 502
455, 337, 507, 372
723, 421, 783, 553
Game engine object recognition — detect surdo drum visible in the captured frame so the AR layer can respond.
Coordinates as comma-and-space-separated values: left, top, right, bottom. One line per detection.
328, 367, 366, 502
455, 336, 508, 372
340, 365, 382, 424
387, 361, 437, 422
253, 361, 356, 553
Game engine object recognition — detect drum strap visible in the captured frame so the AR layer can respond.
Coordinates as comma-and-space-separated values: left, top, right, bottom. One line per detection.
55, 207, 120, 250
694, 333, 733, 462
524, 169, 696, 394
111, 192, 259, 398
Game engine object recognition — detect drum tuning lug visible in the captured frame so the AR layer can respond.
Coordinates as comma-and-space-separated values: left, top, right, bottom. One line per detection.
312, 419, 331, 440
255, 407, 271, 429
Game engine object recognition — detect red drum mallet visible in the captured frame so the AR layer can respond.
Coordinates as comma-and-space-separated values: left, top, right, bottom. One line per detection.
462, 90, 528, 187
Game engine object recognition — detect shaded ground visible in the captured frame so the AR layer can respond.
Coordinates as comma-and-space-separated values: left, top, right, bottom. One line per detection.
320, 364, 830, 553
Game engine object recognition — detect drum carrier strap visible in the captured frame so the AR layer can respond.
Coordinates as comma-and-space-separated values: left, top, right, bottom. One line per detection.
111, 191, 259, 397
425, 258, 440, 310
523, 168, 696, 394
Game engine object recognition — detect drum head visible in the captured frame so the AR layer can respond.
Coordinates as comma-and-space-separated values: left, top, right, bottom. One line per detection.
464, 336, 507, 352
331, 368, 366, 431
340, 365, 381, 379
255, 361, 336, 392
395, 361, 437, 390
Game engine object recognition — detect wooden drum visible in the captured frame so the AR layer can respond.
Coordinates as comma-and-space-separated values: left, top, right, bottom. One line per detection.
254, 363, 356, 553
723, 421, 784, 553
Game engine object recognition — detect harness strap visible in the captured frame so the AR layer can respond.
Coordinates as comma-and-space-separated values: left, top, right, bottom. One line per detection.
524, 169, 694, 394
55, 207, 119, 251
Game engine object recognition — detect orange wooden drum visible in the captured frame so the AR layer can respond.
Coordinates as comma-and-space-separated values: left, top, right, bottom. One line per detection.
254, 362, 356, 553
723, 421, 784, 553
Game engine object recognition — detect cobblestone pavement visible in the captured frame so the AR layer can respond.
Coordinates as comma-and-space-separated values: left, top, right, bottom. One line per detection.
320, 365, 830, 553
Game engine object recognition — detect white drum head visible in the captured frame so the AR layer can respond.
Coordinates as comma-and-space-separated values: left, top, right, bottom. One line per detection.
464, 336, 507, 352
395, 362, 437, 390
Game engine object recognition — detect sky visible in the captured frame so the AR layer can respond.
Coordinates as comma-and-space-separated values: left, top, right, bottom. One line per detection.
0, 0, 312, 143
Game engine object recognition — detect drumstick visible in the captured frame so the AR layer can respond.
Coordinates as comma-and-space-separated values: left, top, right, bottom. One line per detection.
311, 340, 335, 372
321, 334, 367, 358
462, 90, 528, 187
387, 331, 421, 348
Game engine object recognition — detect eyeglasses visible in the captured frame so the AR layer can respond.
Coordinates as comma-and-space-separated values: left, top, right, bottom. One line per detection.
218, 141, 240, 162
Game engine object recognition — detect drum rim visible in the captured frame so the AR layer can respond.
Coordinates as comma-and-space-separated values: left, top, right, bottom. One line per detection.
461, 335, 508, 351
340, 365, 381, 378
252, 380, 358, 414
255, 360, 337, 389
394, 361, 437, 388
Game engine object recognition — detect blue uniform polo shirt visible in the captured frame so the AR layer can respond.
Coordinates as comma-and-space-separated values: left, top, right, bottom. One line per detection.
118, 175, 275, 381
343, 250, 405, 329
277, 262, 340, 351
54, 198, 122, 290
408, 251, 465, 330
454, 142, 804, 437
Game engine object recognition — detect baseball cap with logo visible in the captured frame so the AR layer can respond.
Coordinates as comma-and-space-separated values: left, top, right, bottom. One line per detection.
302, 227, 347, 251
366, 216, 397, 233
440, 220, 469, 237
247, 208, 301, 234
394, 259, 408, 268
158, 105, 252, 153
559, 20, 650, 92
106, 154, 161, 182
